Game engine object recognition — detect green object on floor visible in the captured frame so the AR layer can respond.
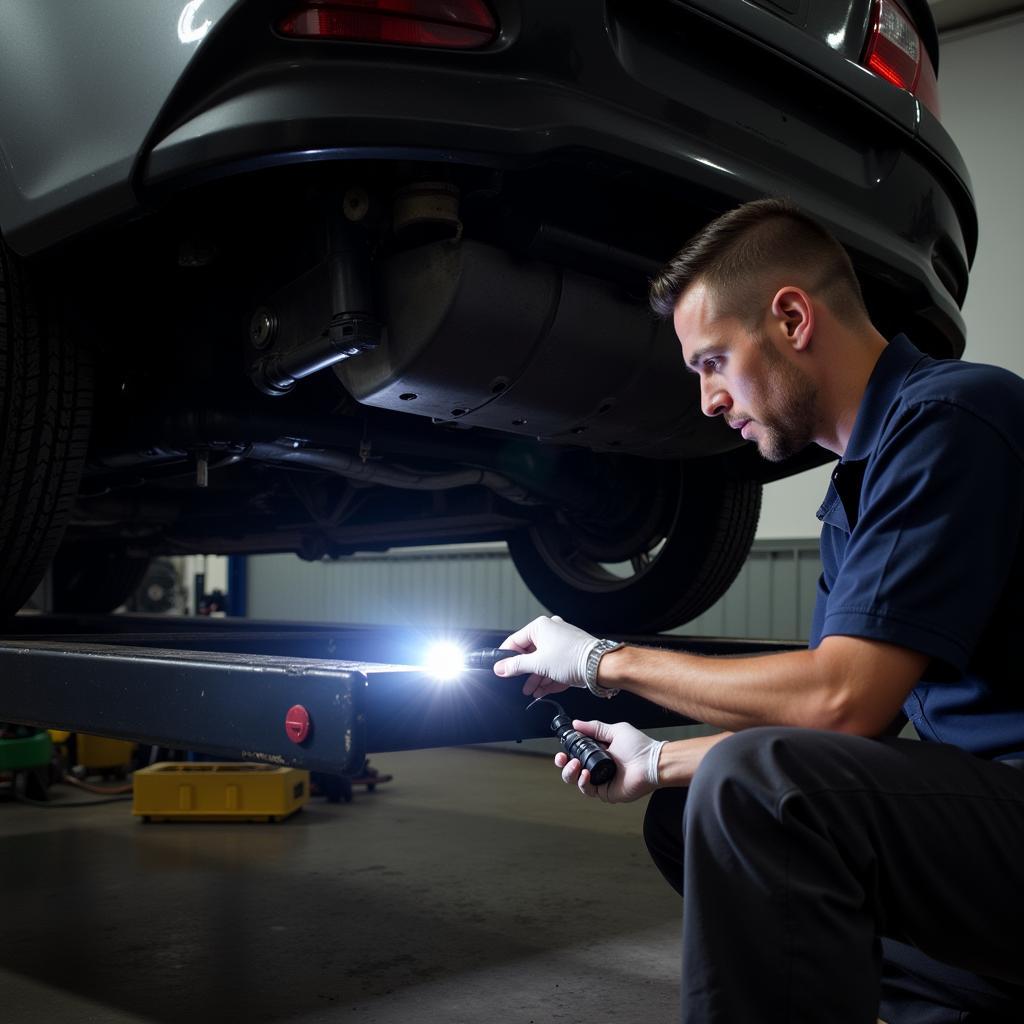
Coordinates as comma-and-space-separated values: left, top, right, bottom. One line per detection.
0, 731, 53, 772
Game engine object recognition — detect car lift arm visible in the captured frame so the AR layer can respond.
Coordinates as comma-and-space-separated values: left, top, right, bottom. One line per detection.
0, 618, 799, 775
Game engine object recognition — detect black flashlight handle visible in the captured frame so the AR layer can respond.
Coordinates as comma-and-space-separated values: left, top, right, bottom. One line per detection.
551, 713, 617, 786
464, 648, 519, 670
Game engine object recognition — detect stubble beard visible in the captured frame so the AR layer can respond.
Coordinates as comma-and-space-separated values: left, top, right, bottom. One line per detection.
751, 337, 819, 463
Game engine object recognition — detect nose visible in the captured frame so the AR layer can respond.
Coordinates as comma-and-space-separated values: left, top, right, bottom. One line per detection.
701, 381, 732, 418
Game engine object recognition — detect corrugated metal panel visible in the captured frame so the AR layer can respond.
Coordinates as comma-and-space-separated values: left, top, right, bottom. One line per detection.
247, 539, 822, 642
247, 545, 545, 632
680, 540, 821, 641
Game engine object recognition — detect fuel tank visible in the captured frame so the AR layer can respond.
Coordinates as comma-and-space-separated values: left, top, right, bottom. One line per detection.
335, 239, 740, 460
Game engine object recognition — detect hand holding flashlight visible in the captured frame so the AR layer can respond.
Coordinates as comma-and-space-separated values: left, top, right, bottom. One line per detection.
528, 697, 617, 785
553, 718, 665, 804
492, 615, 602, 696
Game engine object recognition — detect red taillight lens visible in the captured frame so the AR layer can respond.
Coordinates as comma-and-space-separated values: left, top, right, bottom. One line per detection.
861, 0, 940, 118
278, 0, 497, 50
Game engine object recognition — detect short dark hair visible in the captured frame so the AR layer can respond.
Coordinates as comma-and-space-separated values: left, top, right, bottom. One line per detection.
648, 197, 867, 327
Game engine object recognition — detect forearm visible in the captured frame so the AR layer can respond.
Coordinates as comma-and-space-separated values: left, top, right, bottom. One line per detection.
657, 731, 734, 787
497, 615, 925, 736
599, 644, 849, 733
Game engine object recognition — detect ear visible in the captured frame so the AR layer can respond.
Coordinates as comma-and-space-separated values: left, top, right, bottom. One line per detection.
770, 287, 814, 351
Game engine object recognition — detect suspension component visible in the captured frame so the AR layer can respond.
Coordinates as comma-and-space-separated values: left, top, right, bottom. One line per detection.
249, 211, 382, 397
251, 312, 382, 396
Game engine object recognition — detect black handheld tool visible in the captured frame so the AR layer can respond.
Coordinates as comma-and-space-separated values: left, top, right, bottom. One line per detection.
528, 697, 617, 786
464, 648, 520, 670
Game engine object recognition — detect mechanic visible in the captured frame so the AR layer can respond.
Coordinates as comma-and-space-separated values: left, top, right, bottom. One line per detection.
492, 198, 1024, 1023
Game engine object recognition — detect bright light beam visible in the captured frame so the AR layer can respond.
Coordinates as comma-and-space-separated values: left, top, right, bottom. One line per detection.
423, 642, 468, 681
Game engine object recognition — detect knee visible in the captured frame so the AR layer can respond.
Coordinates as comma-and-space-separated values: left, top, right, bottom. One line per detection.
687, 727, 830, 827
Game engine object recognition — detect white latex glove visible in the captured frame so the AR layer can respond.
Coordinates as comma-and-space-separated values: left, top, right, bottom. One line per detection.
493, 615, 600, 697
556, 720, 666, 804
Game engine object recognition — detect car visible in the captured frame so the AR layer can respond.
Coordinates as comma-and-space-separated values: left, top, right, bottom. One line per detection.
0, 0, 975, 632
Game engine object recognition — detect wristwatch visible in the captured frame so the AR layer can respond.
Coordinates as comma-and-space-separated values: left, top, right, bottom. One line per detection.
585, 639, 624, 698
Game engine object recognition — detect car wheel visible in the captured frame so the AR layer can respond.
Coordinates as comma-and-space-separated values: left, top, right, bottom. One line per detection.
52, 547, 152, 614
0, 239, 92, 618
507, 462, 761, 634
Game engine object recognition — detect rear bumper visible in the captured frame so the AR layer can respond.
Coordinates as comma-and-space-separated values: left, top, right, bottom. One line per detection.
141, 0, 973, 350
0, 0, 973, 351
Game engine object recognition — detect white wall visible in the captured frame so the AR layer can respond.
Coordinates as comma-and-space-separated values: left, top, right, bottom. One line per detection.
756, 13, 1024, 540
757, 463, 834, 539
938, 14, 1024, 377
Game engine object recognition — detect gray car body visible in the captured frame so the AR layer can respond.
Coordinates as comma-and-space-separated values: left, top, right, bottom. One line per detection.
0, 0, 974, 365
0, 0, 238, 255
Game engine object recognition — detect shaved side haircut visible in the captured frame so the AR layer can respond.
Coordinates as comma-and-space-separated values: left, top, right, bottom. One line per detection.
649, 197, 868, 328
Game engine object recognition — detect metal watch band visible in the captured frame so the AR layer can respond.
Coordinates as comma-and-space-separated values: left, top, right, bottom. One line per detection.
585, 639, 623, 698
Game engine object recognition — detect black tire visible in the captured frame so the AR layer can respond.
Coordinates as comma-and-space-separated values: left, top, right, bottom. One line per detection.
507, 462, 761, 633
52, 547, 151, 614
0, 239, 92, 618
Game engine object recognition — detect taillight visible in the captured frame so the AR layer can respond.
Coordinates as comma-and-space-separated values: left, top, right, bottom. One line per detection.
278, 0, 498, 50
861, 0, 940, 118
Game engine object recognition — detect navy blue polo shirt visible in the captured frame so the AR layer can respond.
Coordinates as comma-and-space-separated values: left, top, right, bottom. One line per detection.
810, 334, 1024, 761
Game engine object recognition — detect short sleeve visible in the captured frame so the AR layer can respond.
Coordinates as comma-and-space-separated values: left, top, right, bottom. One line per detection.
818, 400, 1024, 671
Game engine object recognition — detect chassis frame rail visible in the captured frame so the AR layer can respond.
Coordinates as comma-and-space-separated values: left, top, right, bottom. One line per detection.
1, 615, 801, 776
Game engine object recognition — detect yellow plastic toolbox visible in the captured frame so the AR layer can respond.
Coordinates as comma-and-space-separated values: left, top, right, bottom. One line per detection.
133, 762, 309, 822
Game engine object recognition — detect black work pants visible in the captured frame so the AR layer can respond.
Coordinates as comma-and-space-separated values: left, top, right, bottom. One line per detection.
642, 728, 1024, 1023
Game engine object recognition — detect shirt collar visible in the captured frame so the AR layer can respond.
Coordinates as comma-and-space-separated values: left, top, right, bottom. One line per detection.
842, 334, 928, 463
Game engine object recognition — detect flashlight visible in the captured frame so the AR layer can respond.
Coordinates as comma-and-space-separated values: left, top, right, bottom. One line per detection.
423, 644, 520, 680
463, 648, 520, 670
528, 697, 617, 786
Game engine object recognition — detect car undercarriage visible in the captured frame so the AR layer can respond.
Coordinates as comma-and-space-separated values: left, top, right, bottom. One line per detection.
0, 0, 975, 630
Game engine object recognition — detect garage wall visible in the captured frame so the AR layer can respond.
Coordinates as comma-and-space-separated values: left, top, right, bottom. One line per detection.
249, 544, 541, 633
755, 12, 1024, 541
247, 539, 821, 641
937, 14, 1024, 378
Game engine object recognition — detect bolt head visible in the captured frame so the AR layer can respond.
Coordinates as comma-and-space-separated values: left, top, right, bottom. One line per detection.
343, 187, 370, 222
249, 308, 277, 349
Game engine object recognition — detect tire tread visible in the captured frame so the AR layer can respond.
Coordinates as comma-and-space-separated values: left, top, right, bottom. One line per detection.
508, 465, 762, 633
0, 241, 92, 616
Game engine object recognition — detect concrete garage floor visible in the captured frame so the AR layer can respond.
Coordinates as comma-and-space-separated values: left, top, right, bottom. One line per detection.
0, 746, 682, 1024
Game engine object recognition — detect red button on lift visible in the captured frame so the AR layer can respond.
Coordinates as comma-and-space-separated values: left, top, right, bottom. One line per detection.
285, 704, 311, 744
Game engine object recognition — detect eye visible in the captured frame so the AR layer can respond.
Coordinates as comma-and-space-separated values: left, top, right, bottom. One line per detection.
703, 357, 722, 374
